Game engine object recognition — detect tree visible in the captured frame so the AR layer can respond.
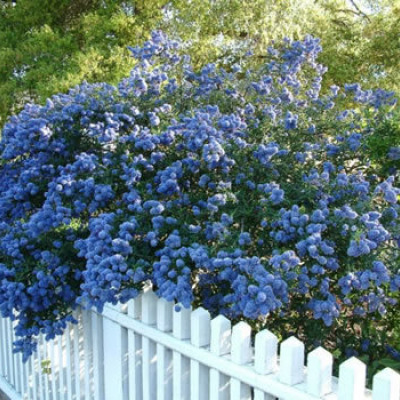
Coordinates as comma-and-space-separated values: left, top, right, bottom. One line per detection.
0, 0, 399, 127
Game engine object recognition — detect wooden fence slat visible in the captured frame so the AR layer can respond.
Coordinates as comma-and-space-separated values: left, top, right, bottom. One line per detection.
230, 321, 252, 400
156, 298, 173, 400
338, 357, 366, 400
254, 329, 278, 400
141, 290, 158, 400
209, 315, 231, 400
103, 307, 124, 400
3, 297, 400, 400
82, 310, 92, 400
307, 346, 332, 397
91, 312, 104, 400
40, 336, 50, 400
372, 368, 400, 400
190, 308, 211, 400
64, 325, 73, 400
279, 337, 305, 386
7, 318, 14, 386
173, 304, 191, 400
128, 297, 143, 400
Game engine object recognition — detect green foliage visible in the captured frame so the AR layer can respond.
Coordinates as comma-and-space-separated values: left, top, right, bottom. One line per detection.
1, 0, 399, 127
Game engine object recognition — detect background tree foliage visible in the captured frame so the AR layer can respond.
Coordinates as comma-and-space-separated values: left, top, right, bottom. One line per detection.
0, 0, 399, 126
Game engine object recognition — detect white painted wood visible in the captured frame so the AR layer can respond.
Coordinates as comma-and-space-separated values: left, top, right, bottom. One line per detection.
3, 298, 400, 400
338, 357, 366, 400
7, 318, 14, 386
307, 346, 333, 397
254, 329, 279, 400
279, 336, 305, 386
128, 298, 143, 400
10, 326, 20, 394
209, 315, 232, 400
210, 316, 231, 357
156, 298, 173, 400
372, 368, 400, 400
72, 315, 81, 400
64, 325, 73, 400
231, 321, 252, 400
91, 312, 104, 400
40, 336, 50, 400
82, 310, 92, 400
255, 329, 278, 375
173, 305, 192, 400
103, 315, 124, 400
191, 308, 211, 400
141, 290, 158, 400
128, 295, 142, 320
30, 350, 38, 400
0, 318, 5, 377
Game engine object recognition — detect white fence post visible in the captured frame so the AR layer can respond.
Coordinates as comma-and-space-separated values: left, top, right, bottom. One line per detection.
191, 308, 211, 400
141, 289, 158, 400
209, 315, 231, 400
91, 311, 104, 400
3, 292, 400, 400
372, 368, 400, 400
173, 304, 192, 399
254, 329, 278, 400
156, 298, 173, 400
231, 321, 252, 400
279, 336, 305, 386
338, 356, 366, 400
103, 305, 125, 400
307, 346, 333, 397
128, 295, 143, 400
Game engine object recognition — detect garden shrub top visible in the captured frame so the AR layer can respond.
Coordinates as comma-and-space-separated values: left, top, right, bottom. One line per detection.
0, 32, 399, 363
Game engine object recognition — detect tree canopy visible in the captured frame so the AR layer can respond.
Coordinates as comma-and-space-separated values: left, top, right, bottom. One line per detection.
0, 0, 399, 126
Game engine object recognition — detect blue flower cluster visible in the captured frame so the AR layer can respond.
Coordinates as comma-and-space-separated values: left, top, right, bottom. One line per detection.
0, 31, 399, 360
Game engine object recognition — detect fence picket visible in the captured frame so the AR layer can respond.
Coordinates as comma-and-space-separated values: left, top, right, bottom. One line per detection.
338, 357, 366, 400
128, 297, 143, 400
372, 368, 400, 400
156, 298, 173, 400
254, 329, 278, 400
209, 315, 231, 400
230, 321, 252, 400
64, 325, 73, 400
190, 308, 211, 400
307, 347, 332, 397
141, 290, 158, 400
91, 312, 104, 400
0, 295, 398, 400
173, 304, 191, 399
279, 336, 304, 386
103, 305, 125, 400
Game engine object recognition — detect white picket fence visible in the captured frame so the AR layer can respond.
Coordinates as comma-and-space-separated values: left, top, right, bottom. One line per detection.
0, 288, 399, 400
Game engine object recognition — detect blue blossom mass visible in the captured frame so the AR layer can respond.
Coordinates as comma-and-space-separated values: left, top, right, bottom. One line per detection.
0, 31, 399, 361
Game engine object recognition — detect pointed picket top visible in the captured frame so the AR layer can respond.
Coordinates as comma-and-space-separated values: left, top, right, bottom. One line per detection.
372, 368, 400, 400
191, 307, 211, 348
231, 321, 252, 365
338, 357, 366, 400
254, 329, 278, 375
307, 346, 333, 397
141, 289, 158, 325
279, 336, 305, 386
127, 294, 142, 319
157, 298, 174, 332
173, 304, 192, 340
210, 315, 231, 356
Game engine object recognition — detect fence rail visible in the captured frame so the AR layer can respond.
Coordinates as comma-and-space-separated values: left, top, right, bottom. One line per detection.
0, 288, 399, 400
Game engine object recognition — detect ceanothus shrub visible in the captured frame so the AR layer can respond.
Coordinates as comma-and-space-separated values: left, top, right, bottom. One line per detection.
0, 31, 399, 362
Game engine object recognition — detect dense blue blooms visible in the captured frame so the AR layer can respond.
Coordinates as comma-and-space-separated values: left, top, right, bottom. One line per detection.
0, 31, 399, 361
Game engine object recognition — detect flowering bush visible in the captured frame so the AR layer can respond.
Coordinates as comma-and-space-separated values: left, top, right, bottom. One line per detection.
0, 31, 399, 363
